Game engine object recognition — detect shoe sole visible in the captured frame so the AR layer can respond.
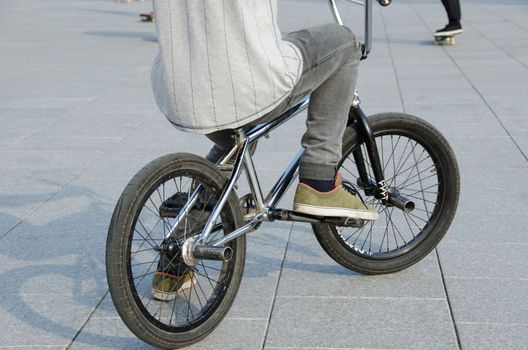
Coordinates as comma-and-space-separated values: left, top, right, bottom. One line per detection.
152, 290, 177, 302
293, 204, 379, 221
434, 29, 463, 37
151, 278, 196, 302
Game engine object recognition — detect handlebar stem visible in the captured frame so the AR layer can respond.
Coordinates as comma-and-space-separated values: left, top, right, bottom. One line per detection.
327, 0, 373, 59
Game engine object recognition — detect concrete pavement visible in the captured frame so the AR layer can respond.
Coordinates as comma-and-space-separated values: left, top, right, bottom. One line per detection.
1, 0, 527, 349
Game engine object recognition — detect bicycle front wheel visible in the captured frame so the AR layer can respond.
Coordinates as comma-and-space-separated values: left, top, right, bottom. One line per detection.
312, 113, 460, 274
106, 153, 245, 349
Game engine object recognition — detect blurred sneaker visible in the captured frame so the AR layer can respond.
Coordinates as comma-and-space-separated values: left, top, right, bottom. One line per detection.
435, 23, 463, 37
151, 271, 196, 301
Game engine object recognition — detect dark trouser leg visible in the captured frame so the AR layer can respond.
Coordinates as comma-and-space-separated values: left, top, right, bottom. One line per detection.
441, 0, 461, 24
205, 129, 236, 164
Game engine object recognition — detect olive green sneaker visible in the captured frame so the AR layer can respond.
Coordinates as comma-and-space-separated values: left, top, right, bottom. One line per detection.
293, 175, 378, 221
151, 271, 196, 301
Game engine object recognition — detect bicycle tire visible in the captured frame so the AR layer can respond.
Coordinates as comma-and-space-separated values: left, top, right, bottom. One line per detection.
106, 153, 245, 349
312, 113, 460, 274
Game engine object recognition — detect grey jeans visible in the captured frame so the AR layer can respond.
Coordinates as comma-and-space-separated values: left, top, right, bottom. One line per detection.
206, 23, 362, 181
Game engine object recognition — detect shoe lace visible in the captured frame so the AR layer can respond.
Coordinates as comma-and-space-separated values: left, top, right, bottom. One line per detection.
342, 179, 369, 210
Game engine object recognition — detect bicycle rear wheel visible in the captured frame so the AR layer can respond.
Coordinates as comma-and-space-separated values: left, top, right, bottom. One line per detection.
106, 153, 245, 349
312, 113, 460, 274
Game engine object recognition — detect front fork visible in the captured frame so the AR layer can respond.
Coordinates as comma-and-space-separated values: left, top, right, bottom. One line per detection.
347, 98, 390, 204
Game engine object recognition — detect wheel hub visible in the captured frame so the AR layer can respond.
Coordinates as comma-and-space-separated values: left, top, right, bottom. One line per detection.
157, 239, 184, 263
181, 237, 198, 267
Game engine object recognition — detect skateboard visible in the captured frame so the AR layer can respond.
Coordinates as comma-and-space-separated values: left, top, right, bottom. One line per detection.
434, 35, 455, 45
139, 12, 154, 22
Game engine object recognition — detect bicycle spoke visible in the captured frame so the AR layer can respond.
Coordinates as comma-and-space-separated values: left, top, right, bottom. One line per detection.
403, 193, 437, 206
405, 183, 438, 197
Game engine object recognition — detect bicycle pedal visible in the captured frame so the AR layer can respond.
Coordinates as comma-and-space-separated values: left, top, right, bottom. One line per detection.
344, 218, 365, 228
325, 217, 365, 228
159, 192, 215, 218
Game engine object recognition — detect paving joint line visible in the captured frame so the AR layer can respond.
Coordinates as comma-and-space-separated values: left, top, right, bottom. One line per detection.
261, 222, 294, 350
65, 290, 110, 350
435, 248, 463, 350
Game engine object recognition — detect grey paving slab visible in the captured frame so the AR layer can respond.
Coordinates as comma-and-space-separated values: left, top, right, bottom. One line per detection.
445, 212, 528, 244
228, 223, 292, 319
0, 245, 107, 296
0, 168, 81, 192
0, 116, 56, 149
449, 136, 520, 155
70, 316, 267, 350
0, 293, 102, 348
438, 241, 528, 279
0, 150, 103, 170
502, 117, 528, 137
0, 168, 84, 235
32, 118, 141, 140
185, 318, 268, 350
0, 78, 112, 104
1, 0, 527, 349
484, 95, 527, 120
0, 107, 65, 120
278, 225, 445, 299
265, 296, 457, 349
457, 186, 528, 214
457, 323, 528, 350
513, 138, 528, 159
456, 168, 528, 215
445, 278, 528, 325
0, 97, 92, 111
68, 317, 156, 350
454, 149, 527, 170
0, 214, 20, 239
7, 136, 124, 152
428, 133, 528, 169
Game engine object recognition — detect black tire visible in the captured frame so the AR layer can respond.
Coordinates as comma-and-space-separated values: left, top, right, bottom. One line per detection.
312, 113, 460, 274
106, 153, 246, 349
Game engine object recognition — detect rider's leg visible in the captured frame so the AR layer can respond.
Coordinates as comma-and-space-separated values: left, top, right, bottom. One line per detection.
283, 25, 377, 219
205, 129, 236, 164
436, 0, 462, 36
285, 24, 359, 184
204, 24, 376, 219
441, 0, 461, 25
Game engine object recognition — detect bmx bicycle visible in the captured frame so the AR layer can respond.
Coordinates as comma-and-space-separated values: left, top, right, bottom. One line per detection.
106, 0, 460, 348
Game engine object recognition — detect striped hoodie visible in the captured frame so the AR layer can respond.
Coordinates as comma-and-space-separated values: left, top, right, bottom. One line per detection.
151, 0, 303, 134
